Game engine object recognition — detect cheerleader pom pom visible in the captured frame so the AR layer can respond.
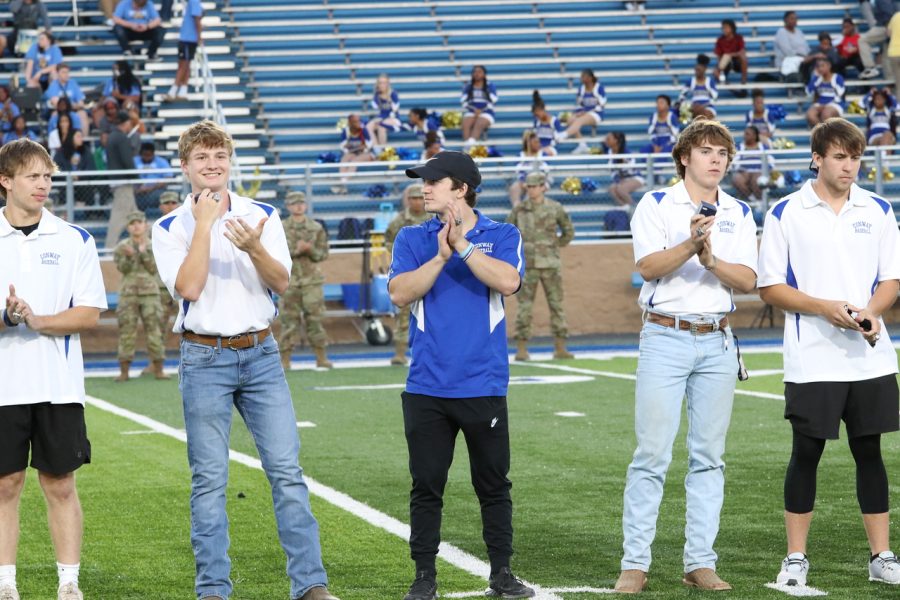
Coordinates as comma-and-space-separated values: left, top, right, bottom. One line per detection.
561, 176, 582, 195
441, 111, 462, 129
580, 178, 598, 193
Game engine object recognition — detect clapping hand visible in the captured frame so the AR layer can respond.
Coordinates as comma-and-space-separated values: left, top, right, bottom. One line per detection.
225, 217, 266, 254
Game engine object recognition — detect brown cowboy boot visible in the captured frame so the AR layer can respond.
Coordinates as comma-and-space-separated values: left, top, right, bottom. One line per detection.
151, 359, 170, 380
515, 339, 530, 361
114, 360, 130, 382
614, 569, 648, 594
314, 346, 333, 369
390, 341, 408, 366
683, 568, 731, 591
553, 337, 574, 359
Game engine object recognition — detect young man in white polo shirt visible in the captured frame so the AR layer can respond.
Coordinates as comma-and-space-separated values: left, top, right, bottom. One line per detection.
758, 117, 900, 588
615, 118, 758, 594
0, 139, 107, 600
151, 121, 338, 600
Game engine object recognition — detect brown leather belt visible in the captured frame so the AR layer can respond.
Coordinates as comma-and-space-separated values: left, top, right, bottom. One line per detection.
647, 313, 728, 335
182, 328, 271, 349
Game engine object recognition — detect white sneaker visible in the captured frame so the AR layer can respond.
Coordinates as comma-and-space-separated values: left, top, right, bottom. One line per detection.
571, 141, 590, 155
58, 582, 83, 600
870, 550, 900, 584
860, 67, 881, 79
0, 584, 19, 600
776, 552, 809, 586
718, 72, 726, 84
177, 86, 189, 99
464, 137, 477, 147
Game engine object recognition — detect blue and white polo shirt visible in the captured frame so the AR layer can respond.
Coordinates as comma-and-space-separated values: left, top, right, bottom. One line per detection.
758, 180, 900, 383
389, 211, 525, 398
0, 208, 107, 406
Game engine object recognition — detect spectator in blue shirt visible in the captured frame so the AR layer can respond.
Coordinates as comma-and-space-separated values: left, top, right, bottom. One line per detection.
0, 0, 50, 59
2, 115, 38, 144
134, 141, 171, 209
112, 0, 165, 60
47, 97, 83, 137
102, 60, 143, 110
44, 63, 90, 134
0, 86, 21, 133
164, 0, 203, 101
24, 31, 62, 90
389, 151, 532, 600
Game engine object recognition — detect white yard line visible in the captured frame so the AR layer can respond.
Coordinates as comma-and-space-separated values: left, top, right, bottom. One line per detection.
515, 362, 785, 401
764, 582, 828, 596
85, 395, 565, 600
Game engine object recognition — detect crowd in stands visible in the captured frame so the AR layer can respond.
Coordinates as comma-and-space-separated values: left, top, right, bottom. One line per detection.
0, 0, 207, 245
330, 6, 900, 211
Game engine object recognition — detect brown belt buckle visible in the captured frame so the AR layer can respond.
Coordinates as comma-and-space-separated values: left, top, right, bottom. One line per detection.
690, 318, 715, 335
225, 334, 245, 349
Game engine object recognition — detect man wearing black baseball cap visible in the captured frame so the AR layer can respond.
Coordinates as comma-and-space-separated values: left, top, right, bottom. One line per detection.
390, 151, 534, 600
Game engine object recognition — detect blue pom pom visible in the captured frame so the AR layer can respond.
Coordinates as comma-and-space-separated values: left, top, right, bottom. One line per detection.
317, 152, 339, 164
767, 104, 787, 123
785, 170, 803, 186
581, 178, 598, 193
396, 148, 418, 161
364, 184, 389, 199
487, 146, 503, 158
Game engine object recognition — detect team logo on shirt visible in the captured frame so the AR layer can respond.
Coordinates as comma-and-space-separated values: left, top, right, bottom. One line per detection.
40, 252, 60, 266
853, 220, 872, 234
475, 242, 493, 254
717, 220, 736, 234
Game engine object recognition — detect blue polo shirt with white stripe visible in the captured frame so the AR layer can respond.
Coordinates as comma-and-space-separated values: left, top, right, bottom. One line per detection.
389, 210, 525, 398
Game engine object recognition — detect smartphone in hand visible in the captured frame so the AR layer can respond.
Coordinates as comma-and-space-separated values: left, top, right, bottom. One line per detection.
699, 201, 717, 218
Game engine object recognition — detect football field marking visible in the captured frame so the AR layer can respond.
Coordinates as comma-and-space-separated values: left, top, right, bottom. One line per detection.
84, 395, 569, 600
765, 582, 828, 596
516, 362, 785, 401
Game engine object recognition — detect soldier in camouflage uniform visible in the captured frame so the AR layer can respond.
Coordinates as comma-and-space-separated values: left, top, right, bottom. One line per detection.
141, 190, 179, 377
384, 184, 430, 365
506, 171, 576, 361
114, 210, 169, 381
278, 191, 333, 369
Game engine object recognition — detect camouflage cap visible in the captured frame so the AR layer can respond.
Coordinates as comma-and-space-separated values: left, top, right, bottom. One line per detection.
285, 191, 307, 205
406, 184, 424, 198
159, 191, 180, 205
126, 210, 146, 224
525, 171, 547, 186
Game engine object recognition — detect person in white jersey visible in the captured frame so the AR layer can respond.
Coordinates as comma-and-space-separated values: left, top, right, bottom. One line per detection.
0, 139, 107, 600
758, 117, 900, 588
151, 121, 338, 600
615, 117, 758, 594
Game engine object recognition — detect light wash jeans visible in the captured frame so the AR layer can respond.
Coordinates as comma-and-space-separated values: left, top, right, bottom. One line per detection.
179, 335, 327, 599
621, 320, 737, 574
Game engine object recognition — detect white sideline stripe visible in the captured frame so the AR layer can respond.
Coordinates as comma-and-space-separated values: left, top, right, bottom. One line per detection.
518, 362, 786, 401
445, 587, 616, 597
84, 395, 564, 600
297, 421, 317, 428
121, 429, 166, 435
765, 582, 829, 596
555, 411, 586, 417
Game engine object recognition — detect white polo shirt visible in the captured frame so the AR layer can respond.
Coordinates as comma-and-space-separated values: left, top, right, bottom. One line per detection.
758, 180, 900, 383
152, 192, 292, 337
0, 208, 107, 407
631, 181, 759, 315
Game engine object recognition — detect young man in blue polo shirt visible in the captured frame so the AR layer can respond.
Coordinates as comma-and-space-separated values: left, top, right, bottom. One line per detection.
389, 151, 534, 600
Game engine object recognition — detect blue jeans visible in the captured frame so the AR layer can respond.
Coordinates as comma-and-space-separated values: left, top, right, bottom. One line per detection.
621, 320, 736, 573
179, 335, 327, 599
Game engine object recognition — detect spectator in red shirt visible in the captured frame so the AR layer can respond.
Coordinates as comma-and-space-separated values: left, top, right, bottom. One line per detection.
837, 18, 864, 74
713, 19, 748, 85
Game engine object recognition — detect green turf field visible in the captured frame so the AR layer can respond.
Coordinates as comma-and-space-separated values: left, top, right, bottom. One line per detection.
13, 350, 900, 599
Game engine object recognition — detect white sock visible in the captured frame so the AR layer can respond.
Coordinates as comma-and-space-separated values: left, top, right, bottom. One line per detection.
57, 562, 79, 589
179, 86, 189, 96
0, 564, 15, 588
167, 85, 177, 96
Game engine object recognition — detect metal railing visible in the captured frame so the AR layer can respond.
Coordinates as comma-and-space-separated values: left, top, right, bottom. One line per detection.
196, 44, 245, 191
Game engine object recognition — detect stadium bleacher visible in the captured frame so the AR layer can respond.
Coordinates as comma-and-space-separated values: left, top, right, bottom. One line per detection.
217, 0, 898, 238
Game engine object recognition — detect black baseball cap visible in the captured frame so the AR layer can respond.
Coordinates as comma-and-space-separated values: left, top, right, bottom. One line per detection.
405, 151, 482, 189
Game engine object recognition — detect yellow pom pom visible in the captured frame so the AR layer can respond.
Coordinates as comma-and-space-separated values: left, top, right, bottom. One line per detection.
668, 175, 682, 186
441, 111, 462, 130
784, 139, 796, 149
561, 176, 582, 195
467, 145, 488, 159
335, 118, 347, 131
886, 170, 895, 181
868, 167, 878, 180
848, 100, 866, 116
558, 111, 571, 124
679, 103, 692, 125
588, 146, 603, 155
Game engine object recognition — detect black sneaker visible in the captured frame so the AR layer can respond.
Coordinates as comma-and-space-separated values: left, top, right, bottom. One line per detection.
486, 567, 535, 598
403, 570, 437, 600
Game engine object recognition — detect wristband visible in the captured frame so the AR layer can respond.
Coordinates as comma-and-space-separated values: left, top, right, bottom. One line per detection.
460, 242, 476, 262
2, 309, 17, 327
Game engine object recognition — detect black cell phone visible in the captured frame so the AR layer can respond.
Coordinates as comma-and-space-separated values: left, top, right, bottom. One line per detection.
699, 202, 717, 218
847, 307, 872, 332
192, 192, 221, 203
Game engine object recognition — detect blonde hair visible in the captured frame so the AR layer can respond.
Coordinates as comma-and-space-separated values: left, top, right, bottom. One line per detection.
178, 119, 234, 162
671, 117, 736, 179
0, 139, 57, 199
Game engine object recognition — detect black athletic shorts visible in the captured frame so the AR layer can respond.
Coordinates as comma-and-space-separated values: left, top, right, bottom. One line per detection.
0, 403, 91, 475
178, 41, 197, 61
784, 374, 900, 440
